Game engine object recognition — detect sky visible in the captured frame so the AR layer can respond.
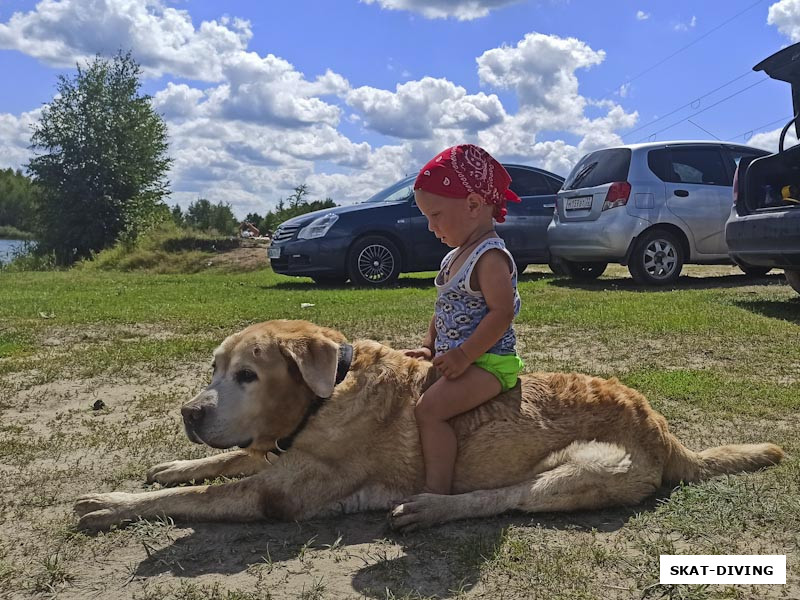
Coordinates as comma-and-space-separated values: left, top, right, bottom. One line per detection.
1, 0, 800, 218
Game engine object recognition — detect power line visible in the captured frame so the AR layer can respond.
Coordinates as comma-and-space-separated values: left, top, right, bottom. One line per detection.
618, 0, 766, 89
687, 119, 720, 140
726, 115, 794, 141
623, 70, 755, 139
634, 77, 769, 142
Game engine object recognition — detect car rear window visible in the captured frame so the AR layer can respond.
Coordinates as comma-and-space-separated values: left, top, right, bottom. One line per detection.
649, 146, 731, 186
670, 147, 730, 186
562, 148, 631, 190
507, 167, 554, 197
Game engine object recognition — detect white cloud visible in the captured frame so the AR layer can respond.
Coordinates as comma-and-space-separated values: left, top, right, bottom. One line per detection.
0, 2, 642, 216
152, 83, 206, 120
0, 109, 41, 171
346, 77, 506, 138
471, 34, 636, 167
618, 82, 630, 98
163, 114, 374, 210
768, 0, 800, 40
674, 15, 697, 31
636, 10, 650, 20
360, 0, 524, 20
475, 32, 633, 140
477, 33, 605, 112
214, 53, 348, 127
747, 126, 798, 151
341, 32, 637, 181
0, 0, 251, 81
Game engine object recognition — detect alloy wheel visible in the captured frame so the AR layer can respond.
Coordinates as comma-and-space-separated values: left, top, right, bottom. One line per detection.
642, 238, 678, 281
357, 244, 396, 283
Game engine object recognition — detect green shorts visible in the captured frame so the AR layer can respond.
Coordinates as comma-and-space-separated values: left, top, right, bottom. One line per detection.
474, 353, 524, 392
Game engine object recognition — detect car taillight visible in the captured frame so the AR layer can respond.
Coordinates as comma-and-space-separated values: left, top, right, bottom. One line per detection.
602, 181, 631, 211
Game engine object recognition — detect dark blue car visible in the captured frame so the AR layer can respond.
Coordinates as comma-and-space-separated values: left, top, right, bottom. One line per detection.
268, 164, 564, 285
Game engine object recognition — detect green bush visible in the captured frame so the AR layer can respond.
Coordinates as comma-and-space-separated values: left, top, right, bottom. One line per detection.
78, 222, 236, 273
0, 226, 35, 240
0, 244, 58, 272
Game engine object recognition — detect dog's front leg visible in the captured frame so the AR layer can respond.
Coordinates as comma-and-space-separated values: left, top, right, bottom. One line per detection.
76, 457, 358, 530
75, 477, 265, 530
146, 450, 270, 485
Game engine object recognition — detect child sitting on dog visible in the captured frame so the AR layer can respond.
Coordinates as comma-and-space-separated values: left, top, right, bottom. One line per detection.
404, 144, 524, 494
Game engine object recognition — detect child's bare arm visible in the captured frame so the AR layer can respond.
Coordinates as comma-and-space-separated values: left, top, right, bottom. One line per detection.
433, 250, 515, 378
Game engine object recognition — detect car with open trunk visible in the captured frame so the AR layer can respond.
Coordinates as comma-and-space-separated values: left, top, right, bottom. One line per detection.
725, 41, 800, 295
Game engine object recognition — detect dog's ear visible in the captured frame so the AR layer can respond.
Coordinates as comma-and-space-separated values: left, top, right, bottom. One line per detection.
279, 336, 339, 398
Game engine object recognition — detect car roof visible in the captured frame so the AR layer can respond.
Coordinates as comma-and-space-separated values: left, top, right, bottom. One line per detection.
397, 163, 564, 184
589, 140, 770, 153
503, 163, 565, 181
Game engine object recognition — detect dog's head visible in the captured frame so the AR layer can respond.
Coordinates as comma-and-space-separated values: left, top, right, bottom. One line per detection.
181, 320, 347, 451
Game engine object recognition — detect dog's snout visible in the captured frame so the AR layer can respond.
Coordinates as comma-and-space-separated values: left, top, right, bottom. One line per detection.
181, 404, 206, 426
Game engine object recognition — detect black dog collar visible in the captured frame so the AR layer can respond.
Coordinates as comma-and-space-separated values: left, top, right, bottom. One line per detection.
271, 343, 353, 456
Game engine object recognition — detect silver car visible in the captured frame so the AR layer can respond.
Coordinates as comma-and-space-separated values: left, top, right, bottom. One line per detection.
547, 141, 770, 285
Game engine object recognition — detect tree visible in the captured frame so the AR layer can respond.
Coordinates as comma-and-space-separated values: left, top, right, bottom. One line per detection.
260, 185, 336, 234
170, 205, 185, 227
184, 198, 237, 234
0, 168, 37, 233
27, 52, 171, 264
244, 212, 263, 226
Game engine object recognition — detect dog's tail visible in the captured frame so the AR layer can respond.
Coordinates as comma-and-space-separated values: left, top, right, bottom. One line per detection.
662, 434, 783, 485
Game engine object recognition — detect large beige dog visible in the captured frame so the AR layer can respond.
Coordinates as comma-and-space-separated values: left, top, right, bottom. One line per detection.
75, 320, 783, 531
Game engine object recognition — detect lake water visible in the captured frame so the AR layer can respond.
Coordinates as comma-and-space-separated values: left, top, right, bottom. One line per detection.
0, 239, 28, 263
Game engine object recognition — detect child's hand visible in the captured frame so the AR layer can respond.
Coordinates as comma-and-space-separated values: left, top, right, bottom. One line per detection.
403, 347, 433, 360
432, 347, 470, 379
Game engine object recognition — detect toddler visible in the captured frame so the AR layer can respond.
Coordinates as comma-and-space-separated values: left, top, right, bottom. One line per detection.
404, 144, 524, 494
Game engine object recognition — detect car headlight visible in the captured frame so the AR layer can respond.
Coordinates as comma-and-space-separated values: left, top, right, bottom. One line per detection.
297, 213, 339, 239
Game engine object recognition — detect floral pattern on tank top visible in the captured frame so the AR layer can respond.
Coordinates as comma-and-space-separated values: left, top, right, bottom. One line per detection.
433, 237, 520, 356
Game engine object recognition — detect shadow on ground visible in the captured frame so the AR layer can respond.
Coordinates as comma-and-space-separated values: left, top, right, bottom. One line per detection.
547, 272, 786, 292
265, 270, 554, 291
265, 271, 790, 293
131, 493, 668, 598
734, 297, 800, 324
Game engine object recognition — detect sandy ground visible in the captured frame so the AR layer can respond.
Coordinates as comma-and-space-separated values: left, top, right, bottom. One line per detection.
0, 256, 796, 599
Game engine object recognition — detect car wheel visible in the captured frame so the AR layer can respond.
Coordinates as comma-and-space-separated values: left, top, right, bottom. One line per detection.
785, 270, 800, 294
312, 275, 347, 286
628, 229, 684, 285
738, 263, 772, 277
348, 236, 402, 286
548, 257, 570, 276
549, 257, 607, 280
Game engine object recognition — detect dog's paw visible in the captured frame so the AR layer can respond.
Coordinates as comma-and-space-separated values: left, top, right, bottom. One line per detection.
146, 460, 201, 485
388, 493, 449, 532
74, 492, 137, 531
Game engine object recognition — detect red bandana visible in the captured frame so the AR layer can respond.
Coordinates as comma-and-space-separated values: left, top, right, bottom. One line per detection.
413, 144, 521, 223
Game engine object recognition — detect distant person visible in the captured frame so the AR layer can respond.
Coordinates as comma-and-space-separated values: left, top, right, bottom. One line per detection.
402, 144, 524, 495
239, 221, 260, 238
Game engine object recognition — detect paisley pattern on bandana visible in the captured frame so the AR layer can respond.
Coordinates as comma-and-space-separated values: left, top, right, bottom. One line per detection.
414, 144, 521, 223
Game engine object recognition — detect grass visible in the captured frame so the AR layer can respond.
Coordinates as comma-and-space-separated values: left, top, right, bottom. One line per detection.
0, 262, 798, 598
76, 222, 239, 273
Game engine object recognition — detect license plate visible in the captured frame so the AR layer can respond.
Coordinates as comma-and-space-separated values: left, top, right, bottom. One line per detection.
565, 196, 593, 211
268, 246, 281, 259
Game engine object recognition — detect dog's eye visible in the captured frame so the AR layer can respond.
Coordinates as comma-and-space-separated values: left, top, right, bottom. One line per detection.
235, 369, 258, 384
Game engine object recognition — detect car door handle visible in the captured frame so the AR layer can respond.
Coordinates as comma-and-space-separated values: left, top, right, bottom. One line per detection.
674, 189, 689, 197
543, 203, 555, 208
